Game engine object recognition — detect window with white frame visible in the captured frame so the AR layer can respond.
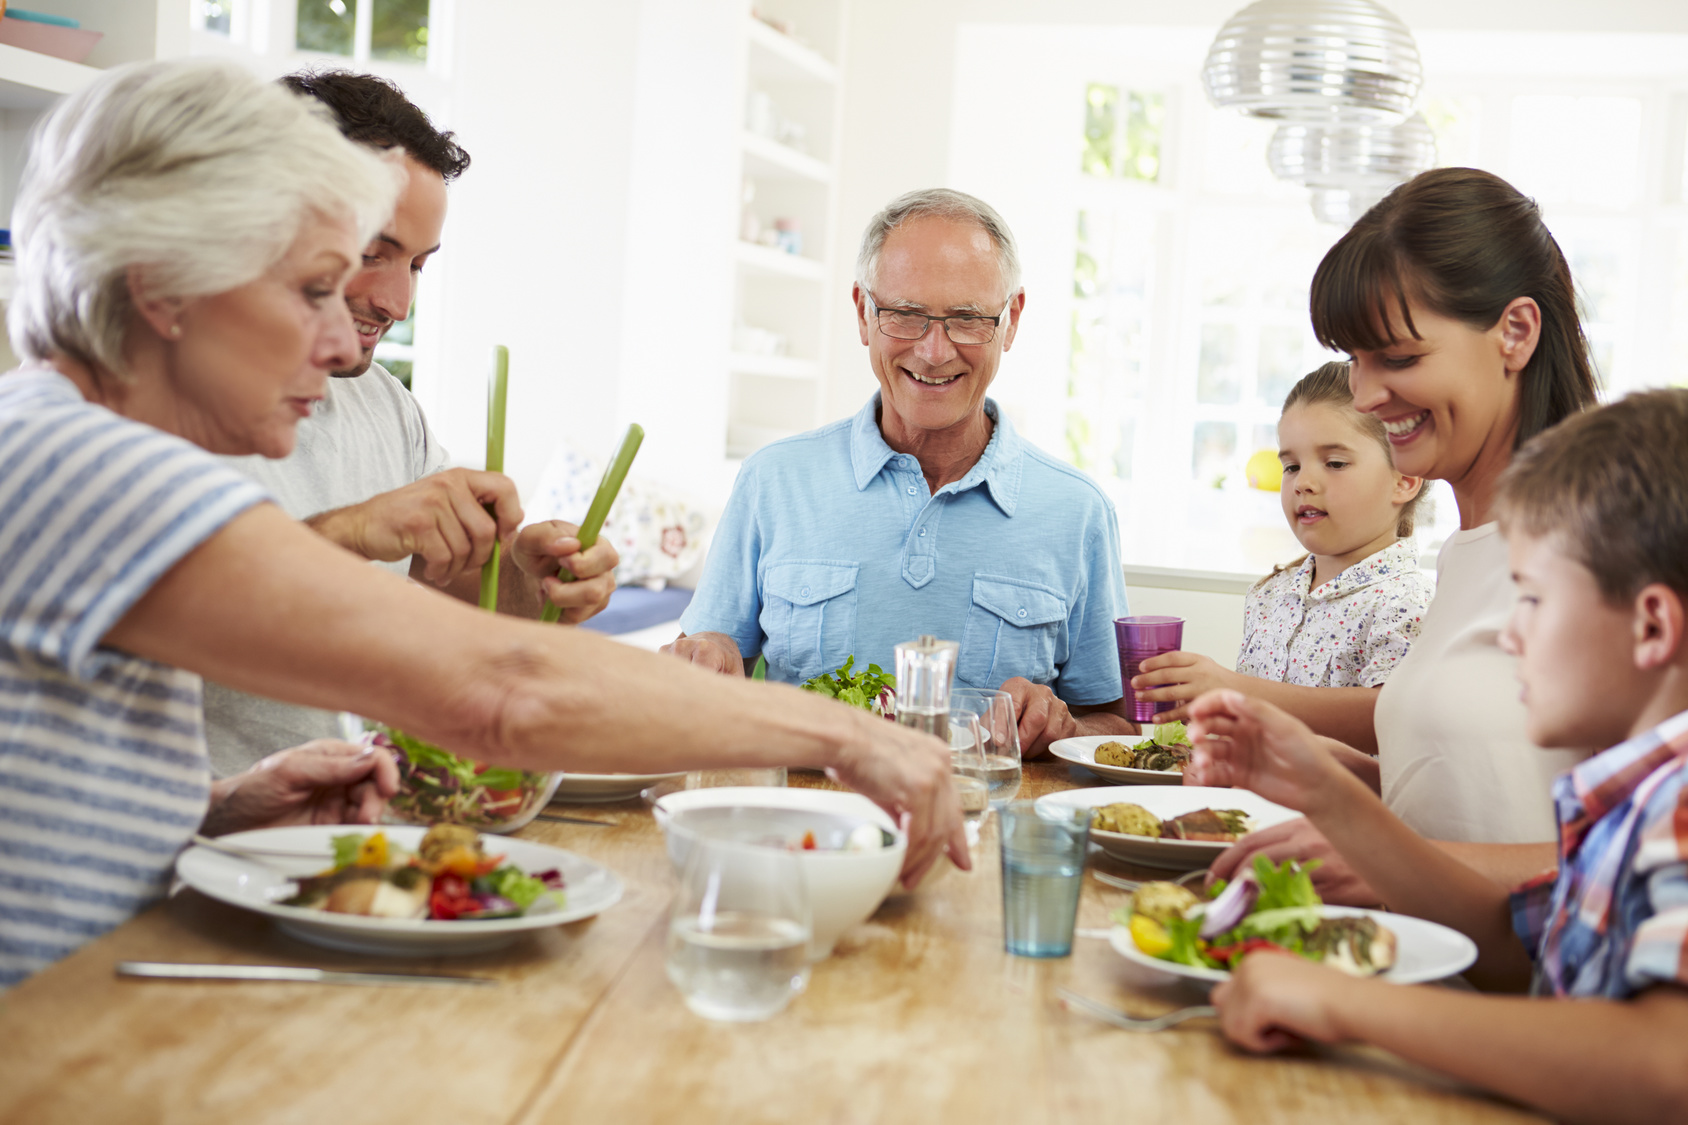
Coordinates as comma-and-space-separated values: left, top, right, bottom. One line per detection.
295, 0, 430, 63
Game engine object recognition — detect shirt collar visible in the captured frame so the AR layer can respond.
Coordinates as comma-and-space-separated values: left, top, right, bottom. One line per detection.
1307, 539, 1421, 601
1557, 708, 1688, 855
849, 394, 1024, 516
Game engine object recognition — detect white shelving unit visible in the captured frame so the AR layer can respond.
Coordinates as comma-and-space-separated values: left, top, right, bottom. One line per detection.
0, 42, 99, 109
726, 1, 847, 461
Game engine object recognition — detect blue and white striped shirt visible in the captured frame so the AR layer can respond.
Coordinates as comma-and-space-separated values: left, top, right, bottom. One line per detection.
0, 368, 268, 987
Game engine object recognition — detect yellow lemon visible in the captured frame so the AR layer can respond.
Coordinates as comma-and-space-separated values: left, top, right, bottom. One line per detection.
1129, 913, 1172, 957
354, 831, 390, 867
1245, 448, 1283, 492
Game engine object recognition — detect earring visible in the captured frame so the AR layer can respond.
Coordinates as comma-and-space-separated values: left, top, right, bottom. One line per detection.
168, 324, 182, 338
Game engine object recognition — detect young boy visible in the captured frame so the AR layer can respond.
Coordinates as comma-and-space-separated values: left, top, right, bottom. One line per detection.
1184, 388, 1688, 1125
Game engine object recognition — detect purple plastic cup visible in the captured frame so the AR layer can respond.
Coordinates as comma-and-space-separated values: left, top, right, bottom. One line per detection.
1115, 616, 1185, 724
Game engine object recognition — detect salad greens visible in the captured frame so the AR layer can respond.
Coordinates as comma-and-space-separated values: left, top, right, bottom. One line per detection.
1114, 856, 1325, 972
801, 656, 896, 715
1131, 721, 1190, 751
371, 727, 552, 830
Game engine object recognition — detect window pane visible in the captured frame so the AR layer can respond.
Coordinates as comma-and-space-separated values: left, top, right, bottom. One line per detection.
1510, 95, 1641, 209
1197, 323, 1240, 404
201, 0, 232, 34
1120, 91, 1164, 183
1192, 421, 1236, 484
296, 0, 353, 55
372, 0, 429, 62
1081, 84, 1118, 178
1256, 325, 1307, 408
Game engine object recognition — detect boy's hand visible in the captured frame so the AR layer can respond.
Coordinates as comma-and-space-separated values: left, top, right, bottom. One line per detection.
1207, 819, 1383, 906
1213, 952, 1364, 1052
1129, 651, 1234, 721
1185, 690, 1345, 814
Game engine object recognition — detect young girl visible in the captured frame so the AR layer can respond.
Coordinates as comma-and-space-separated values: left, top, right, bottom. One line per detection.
1132, 362, 1432, 752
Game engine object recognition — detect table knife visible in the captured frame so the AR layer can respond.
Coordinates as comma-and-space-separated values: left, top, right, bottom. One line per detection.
116, 961, 496, 987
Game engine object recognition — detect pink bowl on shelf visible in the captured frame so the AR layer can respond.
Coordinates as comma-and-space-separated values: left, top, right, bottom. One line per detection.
0, 17, 103, 64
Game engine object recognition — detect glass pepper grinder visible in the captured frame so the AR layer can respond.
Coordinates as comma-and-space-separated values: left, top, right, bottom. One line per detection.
893, 634, 959, 743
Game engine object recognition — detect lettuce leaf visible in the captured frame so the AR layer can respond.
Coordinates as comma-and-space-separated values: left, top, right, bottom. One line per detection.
330, 832, 364, 869
1251, 854, 1321, 913
801, 656, 896, 713
481, 865, 564, 910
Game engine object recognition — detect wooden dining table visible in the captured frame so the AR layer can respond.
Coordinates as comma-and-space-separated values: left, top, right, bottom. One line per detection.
0, 759, 1547, 1124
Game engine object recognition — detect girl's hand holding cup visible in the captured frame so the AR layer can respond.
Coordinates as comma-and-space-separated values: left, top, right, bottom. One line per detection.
1129, 651, 1237, 722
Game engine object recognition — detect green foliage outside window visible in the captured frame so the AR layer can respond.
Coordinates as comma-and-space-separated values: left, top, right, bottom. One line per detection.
372, 0, 429, 62
1080, 83, 1164, 182
297, 0, 354, 55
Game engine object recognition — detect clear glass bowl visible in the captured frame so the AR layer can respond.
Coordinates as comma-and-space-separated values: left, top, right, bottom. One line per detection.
368, 727, 561, 834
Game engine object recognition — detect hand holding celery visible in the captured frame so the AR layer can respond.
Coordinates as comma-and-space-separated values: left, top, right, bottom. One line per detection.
539, 423, 644, 624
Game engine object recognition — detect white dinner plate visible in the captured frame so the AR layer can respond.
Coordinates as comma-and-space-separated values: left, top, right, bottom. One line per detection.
176, 825, 623, 956
1107, 906, 1478, 985
551, 772, 687, 803
1049, 735, 1185, 785
1035, 786, 1301, 871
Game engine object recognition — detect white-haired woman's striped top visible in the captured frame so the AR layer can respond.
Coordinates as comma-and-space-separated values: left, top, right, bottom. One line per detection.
0, 368, 268, 988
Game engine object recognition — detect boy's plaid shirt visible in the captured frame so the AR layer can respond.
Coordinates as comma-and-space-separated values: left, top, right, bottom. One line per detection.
1511, 708, 1688, 998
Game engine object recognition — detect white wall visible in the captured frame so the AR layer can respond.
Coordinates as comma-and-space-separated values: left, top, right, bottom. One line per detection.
420, 1, 643, 495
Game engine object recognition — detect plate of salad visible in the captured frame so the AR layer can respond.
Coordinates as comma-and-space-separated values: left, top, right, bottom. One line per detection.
370, 727, 561, 832
1049, 723, 1192, 785
1108, 856, 1477, 986
176, 824, 624, 956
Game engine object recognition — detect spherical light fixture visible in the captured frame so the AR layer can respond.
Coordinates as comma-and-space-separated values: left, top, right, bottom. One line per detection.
1267, 112, 1436, 224
1203, 0, 1422, 123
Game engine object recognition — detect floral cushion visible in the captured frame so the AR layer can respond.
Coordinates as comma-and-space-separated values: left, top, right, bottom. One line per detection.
527, 443, 711, 587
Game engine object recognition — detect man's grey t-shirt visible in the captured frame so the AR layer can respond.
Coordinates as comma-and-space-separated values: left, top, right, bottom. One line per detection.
203, 364, 450, 777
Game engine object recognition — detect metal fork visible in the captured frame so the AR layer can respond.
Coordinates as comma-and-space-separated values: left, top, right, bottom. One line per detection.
1091, 868, 1207, 893
1056, 988, 1217, 1033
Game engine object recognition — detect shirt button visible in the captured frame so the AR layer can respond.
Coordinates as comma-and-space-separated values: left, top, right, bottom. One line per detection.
800, 586, 810, 597
906, 485, 917, 495
1017, 608, 1028, 618
918, 528, 927, 537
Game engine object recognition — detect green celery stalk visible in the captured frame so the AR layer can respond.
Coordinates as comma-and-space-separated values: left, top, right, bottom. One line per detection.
540, 423, 644, 624
479, 345, 509, 614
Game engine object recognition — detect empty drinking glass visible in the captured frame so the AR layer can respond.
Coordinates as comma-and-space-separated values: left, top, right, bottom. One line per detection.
665, 836, 811, 1022
952, 688, 1022, 808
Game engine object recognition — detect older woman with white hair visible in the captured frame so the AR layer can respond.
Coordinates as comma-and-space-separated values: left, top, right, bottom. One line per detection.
0, 60, 964, 988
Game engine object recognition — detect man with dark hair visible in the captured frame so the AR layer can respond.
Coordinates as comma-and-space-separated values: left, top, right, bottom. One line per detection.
204, 70, 617, 776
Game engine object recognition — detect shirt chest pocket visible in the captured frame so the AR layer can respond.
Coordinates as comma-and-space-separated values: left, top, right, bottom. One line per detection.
761, 562, 860, 683
957, 575, 1068, 689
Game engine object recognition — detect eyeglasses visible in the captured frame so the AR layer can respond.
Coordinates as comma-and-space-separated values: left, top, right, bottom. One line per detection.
866, 292, 1012, 345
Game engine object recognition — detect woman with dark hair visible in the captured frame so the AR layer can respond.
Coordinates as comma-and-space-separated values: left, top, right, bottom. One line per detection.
1192, 167, 1599, 899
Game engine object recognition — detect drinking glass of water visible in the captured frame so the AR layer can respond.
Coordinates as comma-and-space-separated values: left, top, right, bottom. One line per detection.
952, 688, 1022, 808
999, 801, 1090, 958
949, 706, 990, 845
665, 836, 811, 1022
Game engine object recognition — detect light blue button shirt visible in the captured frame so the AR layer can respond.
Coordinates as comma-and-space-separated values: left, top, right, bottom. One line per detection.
680, 395, 1128, 704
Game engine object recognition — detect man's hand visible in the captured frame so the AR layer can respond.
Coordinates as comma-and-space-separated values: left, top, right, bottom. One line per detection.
1129, 651, 1236, 723
201, 740, 400, 836
1214, 951, 1364, 1053
662, 631, 745, 677
999, 677, 1077, 758
827, 712, 970, 887
308, 468, 523, 587
1206, 818, 1383, 906
512, 520, 618, 623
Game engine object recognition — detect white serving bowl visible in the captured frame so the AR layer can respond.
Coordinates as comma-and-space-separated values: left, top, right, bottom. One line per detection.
653, 787, 906, 959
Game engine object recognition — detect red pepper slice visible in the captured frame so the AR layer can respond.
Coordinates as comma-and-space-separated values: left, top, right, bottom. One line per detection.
801, 831, 817, 850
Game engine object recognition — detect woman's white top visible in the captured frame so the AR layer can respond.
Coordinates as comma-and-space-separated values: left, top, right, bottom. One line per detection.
1374, 522, 1586, 843
1236, 540, 1434, 688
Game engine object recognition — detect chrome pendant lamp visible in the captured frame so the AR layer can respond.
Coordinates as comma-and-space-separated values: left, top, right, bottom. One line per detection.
1203, 0, 1431, 224
1202, 0, 1422, 122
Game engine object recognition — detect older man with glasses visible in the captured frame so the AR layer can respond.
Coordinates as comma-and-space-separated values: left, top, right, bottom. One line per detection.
666, 189, 1136, 754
